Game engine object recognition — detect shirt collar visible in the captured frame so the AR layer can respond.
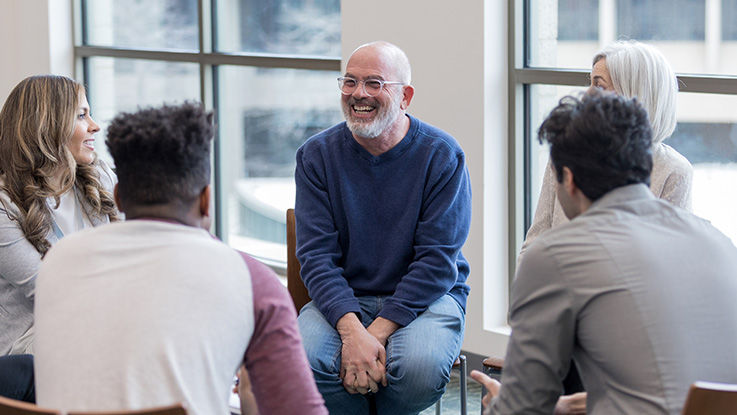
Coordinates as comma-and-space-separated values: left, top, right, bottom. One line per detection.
586, 183, 655, 214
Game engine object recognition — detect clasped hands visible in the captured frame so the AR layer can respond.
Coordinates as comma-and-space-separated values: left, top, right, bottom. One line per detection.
336, 314, 398, 395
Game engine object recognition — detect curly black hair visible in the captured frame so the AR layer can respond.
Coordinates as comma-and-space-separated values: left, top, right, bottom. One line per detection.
538, 90, 653, 201
106, 102, 214, 207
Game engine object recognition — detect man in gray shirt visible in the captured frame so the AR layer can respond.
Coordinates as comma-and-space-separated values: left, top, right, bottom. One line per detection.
472, 90, 737, 415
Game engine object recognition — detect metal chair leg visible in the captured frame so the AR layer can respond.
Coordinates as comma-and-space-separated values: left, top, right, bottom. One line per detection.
434, 354, 468, 415
459, 354, 467, 415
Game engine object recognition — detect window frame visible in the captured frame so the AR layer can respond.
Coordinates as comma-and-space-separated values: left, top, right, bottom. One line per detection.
509, 0, 737, 282
73, 0, 340, 263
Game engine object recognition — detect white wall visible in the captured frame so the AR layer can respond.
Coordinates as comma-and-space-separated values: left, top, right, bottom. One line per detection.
342, 0, 511, 358
0, 0, 73, 103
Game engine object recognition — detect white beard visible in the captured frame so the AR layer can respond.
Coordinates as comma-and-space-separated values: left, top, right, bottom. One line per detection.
342, 95, 403, 139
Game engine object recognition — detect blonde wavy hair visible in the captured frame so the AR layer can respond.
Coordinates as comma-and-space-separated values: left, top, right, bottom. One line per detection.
0, 75, 119, 255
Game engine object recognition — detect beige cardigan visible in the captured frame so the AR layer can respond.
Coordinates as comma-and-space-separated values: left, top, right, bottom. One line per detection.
520, 143, 693, 261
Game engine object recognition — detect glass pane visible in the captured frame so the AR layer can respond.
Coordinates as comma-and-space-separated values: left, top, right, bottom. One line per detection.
528, 0, 736, 76
86, 57, 200, 165
215, 0, 340, 56
724, 0, 737, 40
557, 0, 598, 41
528, 85, 588, 229
617, 0, 704, 41
669, 92, 737, 243
84, 0, 198, 50
217, 66, 342, 265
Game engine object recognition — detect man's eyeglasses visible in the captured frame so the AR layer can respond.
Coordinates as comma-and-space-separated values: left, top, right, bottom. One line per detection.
337, 77, 405, 97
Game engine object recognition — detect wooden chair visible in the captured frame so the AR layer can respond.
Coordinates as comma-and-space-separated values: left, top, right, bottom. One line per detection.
0, 396, 186, 415
0, 395, 60, 415
681, 381, 737, 415
479, 356, 505, 412
67, 403, 187, 415
482, 356, 505, 381
286, 208, 311, 313
286, 208, 467, 414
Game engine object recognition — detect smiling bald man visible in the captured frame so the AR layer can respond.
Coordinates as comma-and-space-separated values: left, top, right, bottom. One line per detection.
294, 41, 472, 415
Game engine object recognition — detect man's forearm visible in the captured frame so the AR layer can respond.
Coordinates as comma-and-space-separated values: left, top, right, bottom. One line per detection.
336, 312, 364, 336
366, 316, 400, 346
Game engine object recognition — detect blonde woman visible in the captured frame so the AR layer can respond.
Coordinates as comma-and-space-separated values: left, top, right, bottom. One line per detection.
0, 75, 119, 356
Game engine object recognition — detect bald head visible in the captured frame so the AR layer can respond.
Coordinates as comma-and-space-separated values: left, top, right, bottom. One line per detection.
341, 41, 415, 151
348, 41, 412, 85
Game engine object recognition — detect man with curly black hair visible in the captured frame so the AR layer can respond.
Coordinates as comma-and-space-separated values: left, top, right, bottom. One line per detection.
33, 103, 327, 415
472, 90, 737, 415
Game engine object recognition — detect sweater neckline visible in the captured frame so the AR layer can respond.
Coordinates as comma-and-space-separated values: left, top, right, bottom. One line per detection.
344, 114, 418, 164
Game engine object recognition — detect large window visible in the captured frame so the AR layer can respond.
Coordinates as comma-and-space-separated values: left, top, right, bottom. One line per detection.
529, 0, 737, 75
515, 0, 737, 273
76, 0, 341, 269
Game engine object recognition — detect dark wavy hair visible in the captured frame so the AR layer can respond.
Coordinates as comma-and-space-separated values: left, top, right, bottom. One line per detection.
538, 90, 653, 201
105, 102, 214, 207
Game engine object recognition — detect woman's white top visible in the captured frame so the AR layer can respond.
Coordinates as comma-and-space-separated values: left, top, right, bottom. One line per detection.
51, 189, 93, 238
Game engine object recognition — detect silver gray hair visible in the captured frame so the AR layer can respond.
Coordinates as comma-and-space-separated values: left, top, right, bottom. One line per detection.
593, 41, 677, 145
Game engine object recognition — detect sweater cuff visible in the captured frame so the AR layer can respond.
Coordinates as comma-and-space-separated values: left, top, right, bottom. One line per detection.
377, 303, 417, 327
326, 299, 362, 328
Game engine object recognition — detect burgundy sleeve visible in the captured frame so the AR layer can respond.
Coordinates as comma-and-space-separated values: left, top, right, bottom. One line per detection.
238, 252, 327, 415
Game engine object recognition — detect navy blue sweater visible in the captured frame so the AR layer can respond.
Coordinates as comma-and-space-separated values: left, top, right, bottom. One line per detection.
295, 115, 471, 327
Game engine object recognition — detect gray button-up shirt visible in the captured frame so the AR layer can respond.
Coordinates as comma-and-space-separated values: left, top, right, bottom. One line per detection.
492, 184, 737, 415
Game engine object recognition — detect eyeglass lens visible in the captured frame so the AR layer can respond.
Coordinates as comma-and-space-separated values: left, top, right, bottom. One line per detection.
339, 78, 384, 97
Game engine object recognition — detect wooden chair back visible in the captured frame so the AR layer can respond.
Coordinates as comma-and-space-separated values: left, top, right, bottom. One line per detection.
0, 396, 60, 415
482, 356, 505, 382
67, 403, 187, 415
0, 394, 186, 415
286, 208, 311, 313
681, 381, 737, 415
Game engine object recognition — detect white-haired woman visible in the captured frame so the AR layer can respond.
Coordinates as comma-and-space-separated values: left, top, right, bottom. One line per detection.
520, 41, 693, 415
523, 40, 692, 255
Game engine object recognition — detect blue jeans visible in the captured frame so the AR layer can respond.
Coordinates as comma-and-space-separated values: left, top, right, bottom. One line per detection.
298, 294, 465, 415
0, 354, 35, 403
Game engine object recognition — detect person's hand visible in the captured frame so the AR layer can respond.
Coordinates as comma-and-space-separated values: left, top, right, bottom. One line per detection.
366, 316, 400, 347
234, 365, 259, 415
554, 392, 587, 415
470, 370, 500, 415
337, 313, 387, 395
